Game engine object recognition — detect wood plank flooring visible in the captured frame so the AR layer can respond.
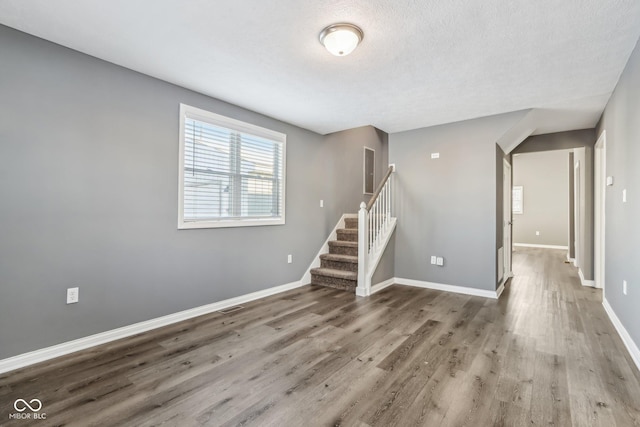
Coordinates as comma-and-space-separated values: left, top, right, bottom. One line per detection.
1, 247, 639, 426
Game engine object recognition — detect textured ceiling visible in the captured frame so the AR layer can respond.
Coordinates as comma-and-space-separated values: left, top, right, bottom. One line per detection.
1, 0, 639, 135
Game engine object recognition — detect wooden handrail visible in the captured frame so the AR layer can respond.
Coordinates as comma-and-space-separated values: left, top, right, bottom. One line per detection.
366, 166, 394, 211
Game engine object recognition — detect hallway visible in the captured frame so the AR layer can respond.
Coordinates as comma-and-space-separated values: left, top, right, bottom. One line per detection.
506, 247, 640, 426
1, 248, 639, 426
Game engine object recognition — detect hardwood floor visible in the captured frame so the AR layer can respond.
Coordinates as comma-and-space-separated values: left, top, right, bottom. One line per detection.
2, 247, 639, 426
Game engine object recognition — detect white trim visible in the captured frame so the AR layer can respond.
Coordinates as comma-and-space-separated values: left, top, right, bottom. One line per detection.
503, 159, 513, 279
356, 217, 397, 298
370, 278, 396, 294
603, 298, 640, 373
0, 279, 303, 375
594, 130, 606, 291
301, 214, 356, 285
513, 243, 569, 250
578, 268, 596, 288
394, 277, 499, 299
496, 280, 506, 298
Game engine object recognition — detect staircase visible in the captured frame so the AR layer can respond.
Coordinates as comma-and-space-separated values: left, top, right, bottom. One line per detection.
310, 217, 359, 292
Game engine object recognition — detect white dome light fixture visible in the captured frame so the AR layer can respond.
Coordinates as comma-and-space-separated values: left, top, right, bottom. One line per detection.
319, 23, 364, 57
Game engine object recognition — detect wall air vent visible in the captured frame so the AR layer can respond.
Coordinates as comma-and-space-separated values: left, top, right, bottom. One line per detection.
218, 306, 244, 314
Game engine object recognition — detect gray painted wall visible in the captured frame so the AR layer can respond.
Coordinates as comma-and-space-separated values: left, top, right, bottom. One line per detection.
512, 150, 569, 247
514, 130, 595, 279
322, 126, 389, 230
596, 36, 640, 349
0, 25, 386, 359
389, 113, 522, 292
514, 129, 596, 154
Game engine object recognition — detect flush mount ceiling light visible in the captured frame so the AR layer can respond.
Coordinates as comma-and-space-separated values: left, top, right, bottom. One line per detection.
319, 23, 364, 57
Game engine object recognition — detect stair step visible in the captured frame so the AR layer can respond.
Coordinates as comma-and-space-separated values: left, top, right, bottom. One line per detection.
320, 253, 358, 272
310, 267, 357, 292
310, 267, 357, 280
328, 240, 358, 256
344, 217, 358, 229
337, 228, 358, 242
320, 253, 358, 263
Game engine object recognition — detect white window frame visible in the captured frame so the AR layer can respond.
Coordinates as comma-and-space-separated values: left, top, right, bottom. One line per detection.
178, 104, 286, 229
512, 185, 523, 215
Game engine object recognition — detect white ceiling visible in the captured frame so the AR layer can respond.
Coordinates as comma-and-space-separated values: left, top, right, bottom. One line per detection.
1, 0, 640, 135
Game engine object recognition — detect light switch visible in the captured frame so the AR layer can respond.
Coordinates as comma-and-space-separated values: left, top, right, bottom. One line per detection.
431, 153, 440, 159
436, 257, 444, 266
623, 189, 627, 203
606, 176, 614, 186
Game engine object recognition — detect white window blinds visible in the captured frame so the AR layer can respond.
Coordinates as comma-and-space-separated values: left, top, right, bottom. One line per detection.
178, 104, 286, 229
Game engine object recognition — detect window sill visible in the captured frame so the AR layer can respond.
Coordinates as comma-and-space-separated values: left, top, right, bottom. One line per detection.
178, 217, 285, 230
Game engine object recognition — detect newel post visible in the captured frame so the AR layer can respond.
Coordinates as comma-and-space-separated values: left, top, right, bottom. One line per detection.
356, 202, 370, 297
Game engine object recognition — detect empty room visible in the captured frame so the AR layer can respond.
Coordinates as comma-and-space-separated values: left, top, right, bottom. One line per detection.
1, 1, 639, 426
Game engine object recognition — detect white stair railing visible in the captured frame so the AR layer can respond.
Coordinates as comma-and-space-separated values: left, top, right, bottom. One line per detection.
357, 165, 397, 297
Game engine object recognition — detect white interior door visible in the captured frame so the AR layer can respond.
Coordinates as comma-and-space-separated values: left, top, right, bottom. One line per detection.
503, 159, 512, 278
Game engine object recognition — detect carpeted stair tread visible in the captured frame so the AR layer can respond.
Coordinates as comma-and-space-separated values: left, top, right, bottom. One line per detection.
310, 267, 357, 280
344, 217, 358, 229
328, 240, 358, 248
337, 228, 358, 234
319, 253, 358, 263
336, 228, 358, 242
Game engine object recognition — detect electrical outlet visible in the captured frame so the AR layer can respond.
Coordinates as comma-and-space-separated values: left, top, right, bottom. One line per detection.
623, 280, 628, 295
430, 256, 437, 265
431, 153, 440, 159
436, 257, 444, 266
320, 200, 324, 208
67, 287, 79, 304
536, 231, 540, 236
287, 254, 292, 264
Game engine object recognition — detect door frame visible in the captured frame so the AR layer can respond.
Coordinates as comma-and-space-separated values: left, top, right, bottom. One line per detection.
594, 130, 607, 291
503, 159, 513, 279
574, 160, 581, 270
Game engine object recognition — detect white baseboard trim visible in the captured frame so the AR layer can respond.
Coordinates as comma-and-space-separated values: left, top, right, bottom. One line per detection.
578, 269, 596, 288
0, 280, 304, 375
514, 243, 569, 250
394, 277, 499, 299
371, 278, 396, 295
496, 281, 506, 299
603, 298, 640, 373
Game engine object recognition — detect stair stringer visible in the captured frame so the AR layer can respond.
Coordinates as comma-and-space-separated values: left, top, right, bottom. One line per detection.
301, 213, 357, 285
356, 217, 397, 297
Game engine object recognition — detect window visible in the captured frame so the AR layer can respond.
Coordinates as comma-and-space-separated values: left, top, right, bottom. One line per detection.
178, 104, 286, 229
512, 186, 523, 214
